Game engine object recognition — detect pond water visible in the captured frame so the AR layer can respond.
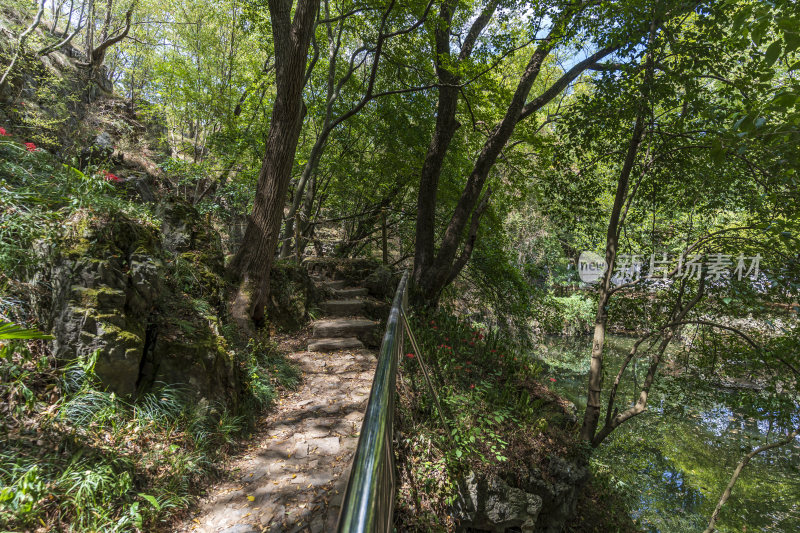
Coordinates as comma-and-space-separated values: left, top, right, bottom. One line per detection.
536, 335, 800, 533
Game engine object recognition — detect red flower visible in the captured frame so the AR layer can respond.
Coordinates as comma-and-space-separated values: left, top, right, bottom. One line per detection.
24, 142, 37, 152
549, 378, 556, 382
103, 170, 121, 182
445, 337, 449, 341
470, 384, 475, 389
405, 353, 415, 359
469, 342, 475, 346
466, 361, 471, 365
0, 127, 8, 136
432, 326, 437, 330
490, 349, 497, 353
429, 320, 435, 325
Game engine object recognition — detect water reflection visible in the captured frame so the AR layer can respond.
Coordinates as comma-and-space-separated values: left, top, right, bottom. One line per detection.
536, 335, 800, 533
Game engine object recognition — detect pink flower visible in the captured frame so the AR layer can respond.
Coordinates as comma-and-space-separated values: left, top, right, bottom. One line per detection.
103, 170, 121, 182
0, 127, 8, 136
549, 378, 556, 382
24, 142, 37, 152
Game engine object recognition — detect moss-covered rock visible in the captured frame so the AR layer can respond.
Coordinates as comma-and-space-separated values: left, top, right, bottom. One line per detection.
267, 260, 320, 331
364, 264, 400, 300
32, 205, 238, 403
304, 257, 381, 286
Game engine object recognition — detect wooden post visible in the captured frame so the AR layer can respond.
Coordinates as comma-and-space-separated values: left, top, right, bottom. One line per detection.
295, 212, 301, 263
381, 208, 388, 265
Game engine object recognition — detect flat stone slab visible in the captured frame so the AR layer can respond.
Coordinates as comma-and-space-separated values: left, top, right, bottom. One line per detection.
308, 337, 364, 352
321, 299, 365, 316
308, 436, 341, 455
333, 287, 368, 298
312, 318, 376, 339
323, 280, 347, 290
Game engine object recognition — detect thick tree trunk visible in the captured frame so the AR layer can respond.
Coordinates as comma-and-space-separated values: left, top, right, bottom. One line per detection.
412, 0, 493, 301
228, 0, 320, 326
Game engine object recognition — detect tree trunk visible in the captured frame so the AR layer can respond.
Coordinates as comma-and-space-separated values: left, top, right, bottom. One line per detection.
412, 0, 492, 299
581, 20, 657, 443
412, 3, 618, 306
228, 0, 320, 326
579, 110, 646, 442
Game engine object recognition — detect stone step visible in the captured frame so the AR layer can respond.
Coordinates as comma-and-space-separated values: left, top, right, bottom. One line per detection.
334, 287, 368, 298
307, 337, 365, 352
323, 280, 347, 290
312, 318, 377, 338
321, 299, 364, 316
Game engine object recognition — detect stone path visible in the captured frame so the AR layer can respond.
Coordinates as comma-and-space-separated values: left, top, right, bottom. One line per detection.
177, 282, 382, 533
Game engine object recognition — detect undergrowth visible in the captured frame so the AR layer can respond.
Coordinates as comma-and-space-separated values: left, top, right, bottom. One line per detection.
394, 310, 580, 530
0, 135, 157, 284
0, 133, 300, 531
0, 328, 298, 531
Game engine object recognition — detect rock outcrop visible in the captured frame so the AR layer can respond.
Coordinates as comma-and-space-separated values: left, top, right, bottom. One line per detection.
454, 472, 543, 532
453, 454, 588, 533
32, 200, 238, 402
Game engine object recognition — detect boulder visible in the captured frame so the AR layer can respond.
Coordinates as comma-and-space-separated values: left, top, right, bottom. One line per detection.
32, 207, 238, 403
267, 260, 321, 331
363, 265, 399, 300
454, 472, 542, 532
520, 456, 589, 532
304, 257, 380, 286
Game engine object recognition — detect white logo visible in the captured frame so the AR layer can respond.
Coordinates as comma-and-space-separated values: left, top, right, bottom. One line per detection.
578, 251, 606, 283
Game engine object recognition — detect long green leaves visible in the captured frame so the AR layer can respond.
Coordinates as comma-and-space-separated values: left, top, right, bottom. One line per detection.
0, 320, 52, 340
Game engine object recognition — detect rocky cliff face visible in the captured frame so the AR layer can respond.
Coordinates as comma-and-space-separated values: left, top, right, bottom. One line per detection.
453, 455, 588, 533
32, 199, 239, 403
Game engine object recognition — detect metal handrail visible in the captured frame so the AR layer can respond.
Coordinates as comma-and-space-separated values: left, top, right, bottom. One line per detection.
336, 270, 409, 533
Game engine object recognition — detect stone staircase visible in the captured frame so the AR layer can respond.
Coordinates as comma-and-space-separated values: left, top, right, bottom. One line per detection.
307, 280, 382, 352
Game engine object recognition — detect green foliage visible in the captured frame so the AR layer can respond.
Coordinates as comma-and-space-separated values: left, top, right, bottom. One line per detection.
241, 339, 300, 412
538, 294, 596, 336
0, 320, 52, 340
0, 137, 157, 278
0, 332, 290, 531
396, 310, 575, 524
